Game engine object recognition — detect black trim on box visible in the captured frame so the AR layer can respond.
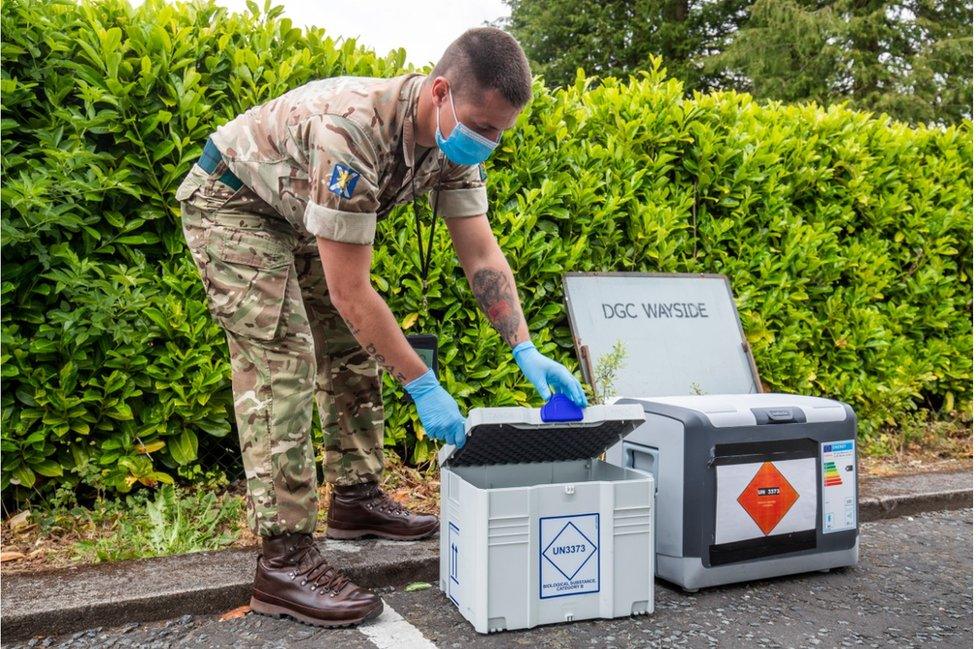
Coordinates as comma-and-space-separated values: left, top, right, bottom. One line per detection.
709, 529, 818, 566
710, 438, 818, 466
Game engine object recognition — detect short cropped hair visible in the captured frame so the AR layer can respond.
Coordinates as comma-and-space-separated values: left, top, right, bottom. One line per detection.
431, 28, 533, 107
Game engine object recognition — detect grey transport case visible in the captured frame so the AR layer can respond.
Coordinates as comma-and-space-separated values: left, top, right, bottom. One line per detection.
563, 273, 859, 591
438, 404, 655, 633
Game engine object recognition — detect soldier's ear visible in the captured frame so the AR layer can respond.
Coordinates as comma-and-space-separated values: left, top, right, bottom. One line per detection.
431, 76, 451, 107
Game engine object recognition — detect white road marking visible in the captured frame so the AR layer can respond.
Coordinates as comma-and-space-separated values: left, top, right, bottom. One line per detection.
359, 600, 438, 649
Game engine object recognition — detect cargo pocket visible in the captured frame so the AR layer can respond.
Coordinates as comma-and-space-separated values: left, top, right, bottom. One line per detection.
203, 233, 292, 341
176, 163, 245, 212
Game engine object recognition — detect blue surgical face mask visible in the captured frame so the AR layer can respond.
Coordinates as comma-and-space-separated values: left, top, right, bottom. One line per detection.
435, 89, 499, 165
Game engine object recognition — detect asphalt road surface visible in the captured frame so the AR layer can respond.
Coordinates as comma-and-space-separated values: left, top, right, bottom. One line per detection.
5, 508, 971, 649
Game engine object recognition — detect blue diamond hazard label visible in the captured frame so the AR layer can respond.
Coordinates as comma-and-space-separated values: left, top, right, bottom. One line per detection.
540, 513, 599, 599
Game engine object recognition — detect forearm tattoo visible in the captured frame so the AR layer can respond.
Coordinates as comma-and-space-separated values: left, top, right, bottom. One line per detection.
340, 313, 361, 336
471, 268, 523, 347
365, 342, 407, 383
336, 300, 410, 382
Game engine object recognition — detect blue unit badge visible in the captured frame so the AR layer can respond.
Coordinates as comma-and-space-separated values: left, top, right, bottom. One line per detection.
329, 163, 360, 199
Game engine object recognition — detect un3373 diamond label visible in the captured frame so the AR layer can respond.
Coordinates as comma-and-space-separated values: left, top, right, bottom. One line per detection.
539, 513, 599, 599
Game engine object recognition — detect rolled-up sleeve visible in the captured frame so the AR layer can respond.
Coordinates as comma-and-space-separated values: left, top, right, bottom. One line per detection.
429, 161, 488, 218
304, 203, 377, 245
299, 114, 380, 244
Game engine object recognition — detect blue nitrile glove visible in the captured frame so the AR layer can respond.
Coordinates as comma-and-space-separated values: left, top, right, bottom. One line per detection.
512, 341, 588, 408
405, 368, 467, 447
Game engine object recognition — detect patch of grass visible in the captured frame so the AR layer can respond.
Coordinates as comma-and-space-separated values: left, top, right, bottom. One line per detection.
2, 450, 438, 572
2, 483, 245, 569
72, 485, 244, 563
860, 407, 973, 460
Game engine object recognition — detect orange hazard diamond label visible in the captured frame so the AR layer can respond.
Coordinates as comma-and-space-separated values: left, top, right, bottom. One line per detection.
736, 462, 799, 535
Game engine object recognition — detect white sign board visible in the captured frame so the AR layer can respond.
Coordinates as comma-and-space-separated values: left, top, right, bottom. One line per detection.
564, 273, 760, 398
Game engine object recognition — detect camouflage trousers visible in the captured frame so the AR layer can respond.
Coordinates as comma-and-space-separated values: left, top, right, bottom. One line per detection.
175, 160, 385, 537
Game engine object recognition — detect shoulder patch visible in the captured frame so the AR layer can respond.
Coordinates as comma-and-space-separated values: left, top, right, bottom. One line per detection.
329, 163, 361, 199
478, 163, 487, 182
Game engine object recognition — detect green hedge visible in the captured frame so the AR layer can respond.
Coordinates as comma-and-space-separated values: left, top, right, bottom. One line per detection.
2, 0, 971, 500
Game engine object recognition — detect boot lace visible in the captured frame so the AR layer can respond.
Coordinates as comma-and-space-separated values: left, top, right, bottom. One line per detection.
289, 537, 351, 594
363, 484, 411, 517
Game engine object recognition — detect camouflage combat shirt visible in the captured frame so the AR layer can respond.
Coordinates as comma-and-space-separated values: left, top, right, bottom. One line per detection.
209, 73, 488, 245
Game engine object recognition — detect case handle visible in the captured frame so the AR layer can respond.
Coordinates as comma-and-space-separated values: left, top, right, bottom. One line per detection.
540, 393, 584, 422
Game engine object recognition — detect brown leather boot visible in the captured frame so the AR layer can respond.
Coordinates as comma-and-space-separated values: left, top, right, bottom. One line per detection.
249, 532, 382, 627
326, 481, 439, 541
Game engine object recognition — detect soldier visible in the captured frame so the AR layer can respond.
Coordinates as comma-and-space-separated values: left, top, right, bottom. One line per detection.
175, 27, 587, 627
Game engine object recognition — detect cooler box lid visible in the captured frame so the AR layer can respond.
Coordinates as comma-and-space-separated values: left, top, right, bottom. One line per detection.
439, 400, 646, 467
563, 273, 762, 398
620, 393, 851, 428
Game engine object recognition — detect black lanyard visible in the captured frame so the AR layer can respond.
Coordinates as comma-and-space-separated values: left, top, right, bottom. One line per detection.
377, 135, 446, 299
415, 151, 447, 294
393, 146, 444, 294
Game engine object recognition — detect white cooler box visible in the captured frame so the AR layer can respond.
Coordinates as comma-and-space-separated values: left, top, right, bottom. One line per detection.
438, 402, 654, 633
606, 393, 859, 591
